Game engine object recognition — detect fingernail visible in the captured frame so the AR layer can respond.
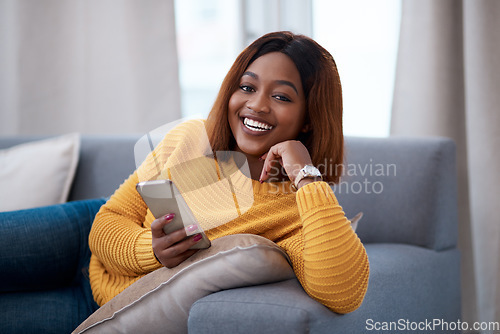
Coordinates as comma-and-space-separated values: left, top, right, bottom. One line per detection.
164, 213, 175, 220
193, 234, 202, 242
186, 224, 198, 234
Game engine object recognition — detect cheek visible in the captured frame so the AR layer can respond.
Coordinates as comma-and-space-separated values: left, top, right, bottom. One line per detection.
228, 93, 242, 115
279, 106, 305, 125
278, 107, 307, 137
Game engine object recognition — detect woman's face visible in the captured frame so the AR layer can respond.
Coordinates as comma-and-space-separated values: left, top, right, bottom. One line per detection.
228, 52, 307, 158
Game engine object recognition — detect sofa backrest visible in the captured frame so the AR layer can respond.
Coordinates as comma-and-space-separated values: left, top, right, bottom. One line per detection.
0, 135, 458, 251
68, 135, 140, 201
336, 136, 458, 251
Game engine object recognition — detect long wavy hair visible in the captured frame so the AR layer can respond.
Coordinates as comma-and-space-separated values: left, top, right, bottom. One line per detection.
205, 31, 344, 183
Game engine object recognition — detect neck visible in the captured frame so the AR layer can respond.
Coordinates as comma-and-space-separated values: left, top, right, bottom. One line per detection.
238, 151, 287, 182
245, 154, 265, 181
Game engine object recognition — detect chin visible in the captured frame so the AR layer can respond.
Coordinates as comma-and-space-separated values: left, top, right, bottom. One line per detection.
237, 146, 266, 158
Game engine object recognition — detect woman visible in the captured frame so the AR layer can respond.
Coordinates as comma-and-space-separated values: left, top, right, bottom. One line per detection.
88, 31, 369, 314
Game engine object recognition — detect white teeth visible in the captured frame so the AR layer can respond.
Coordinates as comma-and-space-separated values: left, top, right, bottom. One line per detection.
243, 118, 273, 131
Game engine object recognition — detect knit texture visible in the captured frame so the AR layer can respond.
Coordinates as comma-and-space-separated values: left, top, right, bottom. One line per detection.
88, 119, 369, 313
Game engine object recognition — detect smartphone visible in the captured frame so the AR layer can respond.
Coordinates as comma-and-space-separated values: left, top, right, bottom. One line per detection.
136, 179, 211, 249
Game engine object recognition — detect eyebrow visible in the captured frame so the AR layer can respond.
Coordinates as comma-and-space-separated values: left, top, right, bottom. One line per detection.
242, 71, 299, 95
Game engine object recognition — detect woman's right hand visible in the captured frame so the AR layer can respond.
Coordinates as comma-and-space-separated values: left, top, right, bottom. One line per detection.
151, 213, 202, 268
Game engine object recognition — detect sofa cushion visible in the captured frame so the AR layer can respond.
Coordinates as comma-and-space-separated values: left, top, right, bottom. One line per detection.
0, 133, 80, 211
188, 244, 461, 334
73, 234, 296, 334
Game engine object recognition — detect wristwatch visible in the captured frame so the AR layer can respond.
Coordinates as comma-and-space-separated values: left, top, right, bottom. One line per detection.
294, 165, 322, 188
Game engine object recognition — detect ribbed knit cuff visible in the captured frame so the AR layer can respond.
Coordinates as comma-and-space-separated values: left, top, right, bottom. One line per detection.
296, 181, 338, 215
135, 230, 162, 272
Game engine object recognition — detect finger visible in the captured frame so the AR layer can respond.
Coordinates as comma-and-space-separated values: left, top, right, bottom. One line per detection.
158, 234, 204, 266
162, 249, 199, 268
166, 233, 203, 256
259, 145, 282, 182
184, 223, 201, 236
163, 225, 190, 247
151, 213, 175, 238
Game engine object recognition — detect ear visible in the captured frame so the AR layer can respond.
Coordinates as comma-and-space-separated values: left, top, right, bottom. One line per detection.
301, 123, 312, 133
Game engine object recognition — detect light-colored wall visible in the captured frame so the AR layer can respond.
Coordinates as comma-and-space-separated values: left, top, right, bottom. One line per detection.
0, 0, 181, 136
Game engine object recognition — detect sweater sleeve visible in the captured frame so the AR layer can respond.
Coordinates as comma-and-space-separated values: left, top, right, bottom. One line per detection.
88, 121, 199, 277
88, 170, 162, 277
280, 181, 370, 314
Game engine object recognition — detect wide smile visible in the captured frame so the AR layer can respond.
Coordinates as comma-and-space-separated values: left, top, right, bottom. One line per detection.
241, 117, 274, 133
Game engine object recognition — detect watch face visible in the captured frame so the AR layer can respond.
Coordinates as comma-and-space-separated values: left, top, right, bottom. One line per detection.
305, 165, 314, 174
303, 165, 321, 177
304, 165, 321, 177
294, 165, 323, 188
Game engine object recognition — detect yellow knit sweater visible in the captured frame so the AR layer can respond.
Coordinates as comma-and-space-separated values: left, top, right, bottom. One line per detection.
88, 119, 369, 313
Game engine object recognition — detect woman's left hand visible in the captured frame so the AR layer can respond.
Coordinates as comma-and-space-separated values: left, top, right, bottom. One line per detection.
259, 140, 314, 187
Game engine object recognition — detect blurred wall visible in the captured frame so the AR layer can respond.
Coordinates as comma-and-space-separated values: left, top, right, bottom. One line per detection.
0, 0, 181, 135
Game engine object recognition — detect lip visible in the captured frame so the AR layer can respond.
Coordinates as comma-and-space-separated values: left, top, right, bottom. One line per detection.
239, 115, 275, 135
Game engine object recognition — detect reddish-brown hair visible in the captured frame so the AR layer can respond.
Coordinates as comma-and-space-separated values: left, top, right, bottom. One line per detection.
205, 31, 343, 183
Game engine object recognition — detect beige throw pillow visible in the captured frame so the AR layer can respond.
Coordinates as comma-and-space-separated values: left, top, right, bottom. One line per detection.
350, 212, 363, 231
73, 234, 296, 334
0, 133, 80, 212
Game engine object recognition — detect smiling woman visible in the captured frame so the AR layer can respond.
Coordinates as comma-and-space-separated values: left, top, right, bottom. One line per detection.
207, 32, 344, 184
88, 31, 369, 316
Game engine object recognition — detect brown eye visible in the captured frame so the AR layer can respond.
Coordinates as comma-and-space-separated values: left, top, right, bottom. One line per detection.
273, 95, 291, 102
240, 85, 255, 93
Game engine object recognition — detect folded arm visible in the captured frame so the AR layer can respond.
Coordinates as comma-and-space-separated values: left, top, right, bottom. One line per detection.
280, 181, 370, 314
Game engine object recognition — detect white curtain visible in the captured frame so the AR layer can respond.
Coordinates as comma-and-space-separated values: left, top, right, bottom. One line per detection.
0, 0, 181, 135
391, 0, 500, 330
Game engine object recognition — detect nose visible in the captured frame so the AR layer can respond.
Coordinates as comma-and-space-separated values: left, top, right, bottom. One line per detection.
247, 92, 270, 113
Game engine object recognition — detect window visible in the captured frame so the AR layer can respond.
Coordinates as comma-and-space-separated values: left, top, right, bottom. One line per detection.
174, 0, 241, 119
175, 0, 401, 137
312, 0, 401, 137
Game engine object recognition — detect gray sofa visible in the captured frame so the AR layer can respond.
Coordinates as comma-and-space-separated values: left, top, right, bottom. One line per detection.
0, 135, 461, 333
